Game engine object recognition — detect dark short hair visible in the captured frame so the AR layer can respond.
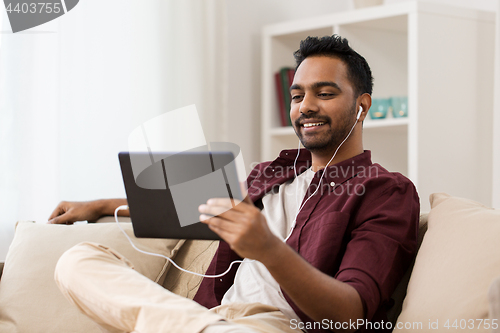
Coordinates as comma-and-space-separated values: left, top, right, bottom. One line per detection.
293, 35, 373, 96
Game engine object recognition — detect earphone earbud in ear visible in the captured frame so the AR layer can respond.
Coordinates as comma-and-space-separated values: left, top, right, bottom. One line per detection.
356, 106, 363, 120
288, 102, 363, 241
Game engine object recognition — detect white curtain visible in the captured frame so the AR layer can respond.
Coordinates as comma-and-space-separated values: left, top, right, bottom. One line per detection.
0, 0, 227, 260
493, 0, 500, 209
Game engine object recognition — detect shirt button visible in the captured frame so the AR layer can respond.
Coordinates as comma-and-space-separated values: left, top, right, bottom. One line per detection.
330, 182, 335, 187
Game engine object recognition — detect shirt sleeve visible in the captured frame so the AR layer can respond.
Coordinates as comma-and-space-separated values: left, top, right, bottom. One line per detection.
335, 175, 420, 320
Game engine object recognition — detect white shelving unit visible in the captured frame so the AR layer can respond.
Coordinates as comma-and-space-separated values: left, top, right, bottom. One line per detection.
261, 1, 495, 211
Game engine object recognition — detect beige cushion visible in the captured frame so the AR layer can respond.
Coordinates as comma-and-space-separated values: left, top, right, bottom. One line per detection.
395, 193, 500, 332
0, 221, 184, 333
489, 276, 500, 333
163, 239, 219, 299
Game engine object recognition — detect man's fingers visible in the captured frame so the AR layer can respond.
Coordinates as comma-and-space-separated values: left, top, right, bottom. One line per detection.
48, 213, 72, 224
48, 216, 63, 224
198, 203, 243, 220
200, 215, 238, 232
48, 206, 64, 221
203, 198, 254, 215
202, 215, 238, 244
48, 201, 72, 221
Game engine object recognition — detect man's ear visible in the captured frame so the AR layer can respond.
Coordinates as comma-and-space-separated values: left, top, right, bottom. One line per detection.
357, 93, 372, 122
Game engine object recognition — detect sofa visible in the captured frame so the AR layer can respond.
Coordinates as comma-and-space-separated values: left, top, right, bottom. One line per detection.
1, 193, 500, 332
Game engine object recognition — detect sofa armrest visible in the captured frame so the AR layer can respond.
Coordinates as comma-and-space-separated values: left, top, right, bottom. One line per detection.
0, 261, 4, 280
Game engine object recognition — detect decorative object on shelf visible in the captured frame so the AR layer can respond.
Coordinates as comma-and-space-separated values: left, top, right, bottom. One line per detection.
369, 98, 391, 119
353, 0, 384, 9
391, 96, 408, 118
274, 67, 295, 126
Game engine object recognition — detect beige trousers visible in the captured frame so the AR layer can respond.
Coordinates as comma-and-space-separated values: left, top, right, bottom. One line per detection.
54, 242, 301, 333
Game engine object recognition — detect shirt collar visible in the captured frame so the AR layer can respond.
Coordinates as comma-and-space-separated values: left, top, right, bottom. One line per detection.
276, 149, 373, 186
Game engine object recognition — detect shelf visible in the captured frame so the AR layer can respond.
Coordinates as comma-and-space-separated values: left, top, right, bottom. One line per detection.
269, 126, 295, 136
364, 117, 408, 128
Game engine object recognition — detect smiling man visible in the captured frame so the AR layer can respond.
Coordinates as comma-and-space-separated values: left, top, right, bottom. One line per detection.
53, 35, 419, 333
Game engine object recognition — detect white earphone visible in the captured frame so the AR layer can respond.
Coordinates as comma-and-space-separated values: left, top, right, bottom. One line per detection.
287, 104, 364, 241
356, 106, 363, 120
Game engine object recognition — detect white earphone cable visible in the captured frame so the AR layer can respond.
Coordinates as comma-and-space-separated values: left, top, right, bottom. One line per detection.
284, 109, 360, 241
114, 205, 245, 278
115, 108, 362, 271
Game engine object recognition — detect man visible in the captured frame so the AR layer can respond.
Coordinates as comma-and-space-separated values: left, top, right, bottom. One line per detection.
51, 35, 419, 333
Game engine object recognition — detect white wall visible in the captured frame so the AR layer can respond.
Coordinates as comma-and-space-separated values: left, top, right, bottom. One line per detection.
493, 0, 500, 209
0, 1, 167, 260
387, 0, 497, 11
0, 0, 225, 261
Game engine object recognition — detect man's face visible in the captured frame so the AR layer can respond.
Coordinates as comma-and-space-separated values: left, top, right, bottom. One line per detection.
290, 56, 357, 154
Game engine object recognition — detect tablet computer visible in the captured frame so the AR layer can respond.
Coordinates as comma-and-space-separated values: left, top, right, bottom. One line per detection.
119, 150, 243, 240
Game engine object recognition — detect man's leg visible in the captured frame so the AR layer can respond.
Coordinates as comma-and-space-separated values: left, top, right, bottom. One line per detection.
206, 303, 302, 333
54, 242, 225, 333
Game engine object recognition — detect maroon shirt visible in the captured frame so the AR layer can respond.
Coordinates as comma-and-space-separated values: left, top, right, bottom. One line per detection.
194, 150, 419, 332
